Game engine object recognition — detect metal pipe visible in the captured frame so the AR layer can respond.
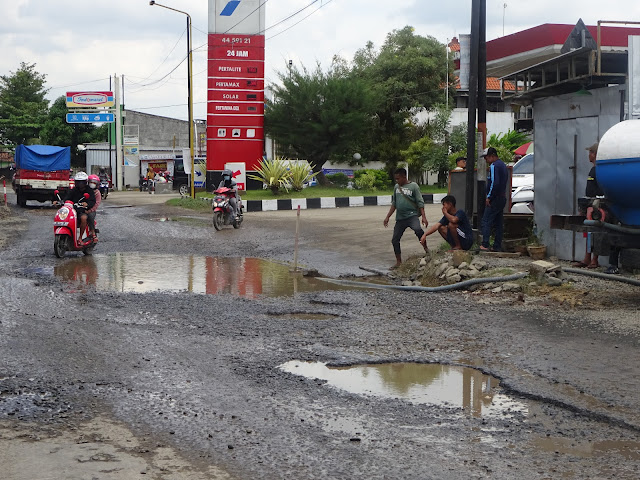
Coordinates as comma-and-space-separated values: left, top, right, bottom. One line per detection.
319, 272, 528, 293
584, 219, 640, 234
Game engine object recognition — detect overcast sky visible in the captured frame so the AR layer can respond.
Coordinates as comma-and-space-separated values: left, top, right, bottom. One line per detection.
2, 0, 640, 121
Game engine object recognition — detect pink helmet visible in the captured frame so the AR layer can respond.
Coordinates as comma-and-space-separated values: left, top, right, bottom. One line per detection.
88, 174, 100, 186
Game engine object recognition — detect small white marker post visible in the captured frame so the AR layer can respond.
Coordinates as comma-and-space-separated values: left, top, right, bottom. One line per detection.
293, 204, 301, 272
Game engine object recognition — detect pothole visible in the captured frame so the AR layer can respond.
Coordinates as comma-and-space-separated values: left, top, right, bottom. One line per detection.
278, 361, 528, 417
47, 254, 356, 297
532, 436, 640, 460
149, 216, 210, 226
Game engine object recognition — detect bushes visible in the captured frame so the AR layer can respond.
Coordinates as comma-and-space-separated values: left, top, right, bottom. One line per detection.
353, 169, 392, 190
326, 172, 349, 187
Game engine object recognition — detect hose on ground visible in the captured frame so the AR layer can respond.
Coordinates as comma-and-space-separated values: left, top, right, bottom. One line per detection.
564, 267, 640, 286
319, 272, 528, 292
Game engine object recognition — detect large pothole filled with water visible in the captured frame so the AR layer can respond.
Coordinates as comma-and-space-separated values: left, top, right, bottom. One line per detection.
43, 253, 360, 298
279, 361, 528, 417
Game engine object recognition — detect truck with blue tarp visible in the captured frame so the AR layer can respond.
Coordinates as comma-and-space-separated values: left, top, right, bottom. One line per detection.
12, 144, 71, 207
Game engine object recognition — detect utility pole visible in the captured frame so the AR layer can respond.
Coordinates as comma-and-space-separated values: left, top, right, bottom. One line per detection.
465, 0, 481, 219
114, 75, 123, 191
477, 0, 488, 226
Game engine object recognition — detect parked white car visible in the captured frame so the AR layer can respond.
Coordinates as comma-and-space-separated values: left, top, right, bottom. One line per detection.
510, 153, 534, 213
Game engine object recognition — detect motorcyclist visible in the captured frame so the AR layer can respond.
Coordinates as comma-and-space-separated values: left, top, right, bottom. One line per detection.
86, 174, 102, 240
218, 169, 240, 220
64, 172, 96, 245
98, 168, 109, 184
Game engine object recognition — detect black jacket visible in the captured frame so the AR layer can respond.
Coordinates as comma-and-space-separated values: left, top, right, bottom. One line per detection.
64, 187, 96, 210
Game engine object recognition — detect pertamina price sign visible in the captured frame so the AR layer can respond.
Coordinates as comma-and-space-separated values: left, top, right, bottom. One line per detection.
208, 0, 266, 175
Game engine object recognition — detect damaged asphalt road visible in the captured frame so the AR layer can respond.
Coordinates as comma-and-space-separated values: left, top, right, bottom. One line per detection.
1, 195, 639, 479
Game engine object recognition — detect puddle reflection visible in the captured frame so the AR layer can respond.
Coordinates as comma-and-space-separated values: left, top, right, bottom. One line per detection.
533, 436, 640, 460
279, 361, 528, 417
53, 253, 351, 298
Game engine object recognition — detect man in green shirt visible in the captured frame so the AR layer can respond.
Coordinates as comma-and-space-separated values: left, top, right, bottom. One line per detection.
383, 168, 429, 268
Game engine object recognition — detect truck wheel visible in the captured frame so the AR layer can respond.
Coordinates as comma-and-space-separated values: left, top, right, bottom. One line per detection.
16, 189, 26, 207
179, 183, 189, 196
54, 235, 68, 258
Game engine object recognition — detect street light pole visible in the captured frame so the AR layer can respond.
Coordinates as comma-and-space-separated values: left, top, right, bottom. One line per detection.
149, 1, 195, 198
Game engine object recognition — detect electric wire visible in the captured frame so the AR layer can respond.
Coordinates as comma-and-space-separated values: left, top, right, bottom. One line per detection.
221, 0, 270, 34
266, 0, 334, 40
125, 27, 187, 86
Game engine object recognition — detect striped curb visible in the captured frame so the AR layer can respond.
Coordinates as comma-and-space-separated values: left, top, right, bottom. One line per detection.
245, 193, 446, 212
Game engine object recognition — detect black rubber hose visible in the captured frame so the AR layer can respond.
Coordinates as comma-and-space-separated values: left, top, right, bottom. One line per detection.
583, 220, 640, 235
320, 272, 528, 292
564, 267, 640, 286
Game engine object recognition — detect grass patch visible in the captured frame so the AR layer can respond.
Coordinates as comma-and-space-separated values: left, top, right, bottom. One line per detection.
200, 184, 447, 201
166, 197, 212, 212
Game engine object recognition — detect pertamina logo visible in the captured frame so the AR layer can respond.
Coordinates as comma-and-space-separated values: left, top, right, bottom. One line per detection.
220, 0, 241, 16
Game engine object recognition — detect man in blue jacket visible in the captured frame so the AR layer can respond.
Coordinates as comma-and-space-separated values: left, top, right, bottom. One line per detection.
480, 147, 508, 252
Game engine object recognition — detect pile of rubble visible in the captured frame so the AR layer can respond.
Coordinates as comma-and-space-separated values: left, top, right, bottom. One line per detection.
397, 251, 574, 291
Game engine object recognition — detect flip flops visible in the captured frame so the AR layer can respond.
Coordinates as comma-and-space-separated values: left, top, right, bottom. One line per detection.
571, 261, 589, 268
587, 263, 599, 269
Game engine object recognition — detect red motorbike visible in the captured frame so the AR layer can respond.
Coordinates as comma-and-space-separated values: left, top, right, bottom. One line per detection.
53, 190, 98, 257
212, 186, 243, 230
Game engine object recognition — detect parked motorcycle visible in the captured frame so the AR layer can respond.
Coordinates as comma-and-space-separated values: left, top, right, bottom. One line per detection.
99, 180, 109, 199
53, 190, 98, 257
212, 186, 243, 230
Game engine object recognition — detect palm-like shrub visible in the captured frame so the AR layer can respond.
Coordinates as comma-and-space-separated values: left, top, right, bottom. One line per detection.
287, 161, 318, 191
248, 157, 292, 194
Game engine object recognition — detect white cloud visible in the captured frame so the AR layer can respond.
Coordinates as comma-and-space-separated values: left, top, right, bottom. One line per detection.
1, 0, 639, 120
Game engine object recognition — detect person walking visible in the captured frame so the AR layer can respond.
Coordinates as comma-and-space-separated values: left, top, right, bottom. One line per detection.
383, 168, 429, 268
480, 147, 508, 252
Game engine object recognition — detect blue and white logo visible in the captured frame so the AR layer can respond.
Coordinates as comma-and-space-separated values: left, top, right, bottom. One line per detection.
220, 0, 241, 16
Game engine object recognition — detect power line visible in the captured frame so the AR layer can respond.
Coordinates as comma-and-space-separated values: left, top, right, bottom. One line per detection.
126, 27, 187, 86
49, 78, 111, 91
262, 0, 320, 35
266, 0, 334, 40
222, 0, 270, 34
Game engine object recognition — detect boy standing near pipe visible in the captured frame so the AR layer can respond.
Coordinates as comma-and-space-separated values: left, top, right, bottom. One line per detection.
573, 142, 603, 268
383, 168, 429, 269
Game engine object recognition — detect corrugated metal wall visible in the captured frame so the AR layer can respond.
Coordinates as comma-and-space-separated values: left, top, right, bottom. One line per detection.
533, 86, 623, 260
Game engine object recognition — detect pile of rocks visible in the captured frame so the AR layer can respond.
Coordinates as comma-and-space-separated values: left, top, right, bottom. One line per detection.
399, 252, 573, 291
431, 253, 487, 284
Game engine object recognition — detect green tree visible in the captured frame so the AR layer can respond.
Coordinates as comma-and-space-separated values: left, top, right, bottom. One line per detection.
401, 105, 452, 186
354, 26, 452, 169
40, 96, 108, 166
265, 62, 375, 185
0, 62, 49, 147
487, 130, 530, 163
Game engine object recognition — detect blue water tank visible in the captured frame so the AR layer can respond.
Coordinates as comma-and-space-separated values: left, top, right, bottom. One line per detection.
596, 120, 640, 226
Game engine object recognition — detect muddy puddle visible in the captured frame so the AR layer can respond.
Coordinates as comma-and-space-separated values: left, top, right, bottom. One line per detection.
533, 436, 640, 460
45, 253, 359, 298
279, 361, 528, 417
151, 216, 211, 226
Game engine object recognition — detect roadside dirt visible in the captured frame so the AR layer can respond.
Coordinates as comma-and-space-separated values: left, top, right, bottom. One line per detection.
0, 415, 231, 480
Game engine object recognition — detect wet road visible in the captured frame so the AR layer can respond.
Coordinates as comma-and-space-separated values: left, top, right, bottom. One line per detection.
1, 192, 639, 479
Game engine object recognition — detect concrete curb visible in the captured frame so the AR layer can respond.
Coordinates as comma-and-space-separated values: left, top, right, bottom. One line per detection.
245, 193, 446, 212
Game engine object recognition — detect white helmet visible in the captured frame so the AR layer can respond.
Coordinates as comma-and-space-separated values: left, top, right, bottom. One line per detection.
74, 171, 89, 181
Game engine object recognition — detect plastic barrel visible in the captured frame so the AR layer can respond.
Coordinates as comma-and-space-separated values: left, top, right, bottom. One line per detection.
596, 120, 640, 226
